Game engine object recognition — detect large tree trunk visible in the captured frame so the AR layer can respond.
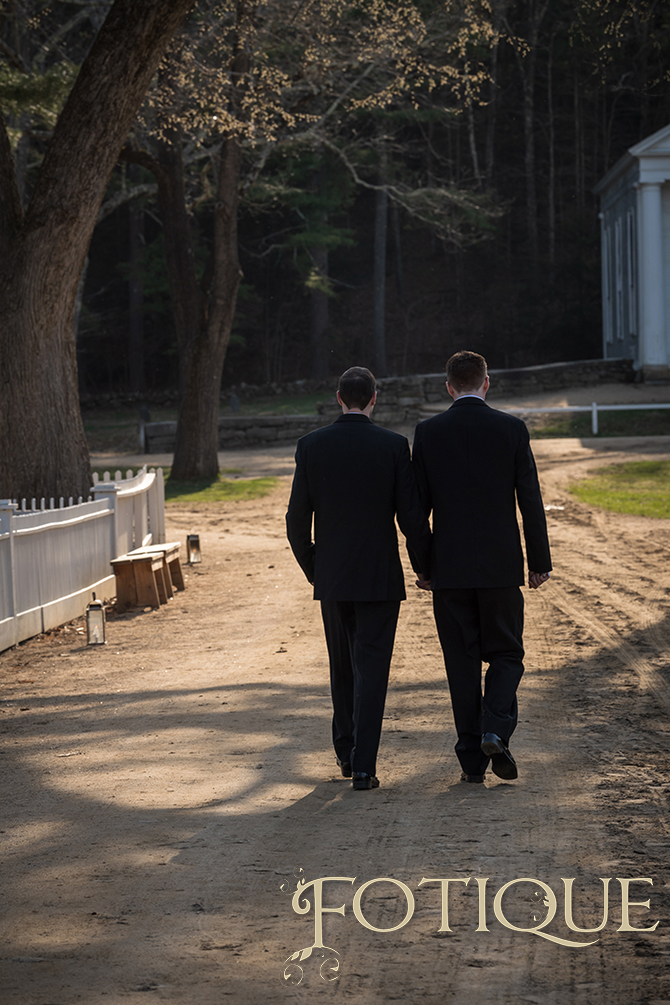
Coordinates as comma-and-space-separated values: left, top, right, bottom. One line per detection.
373, 147, 388, 378
506, 0, 548, 263
547, 37, 556, 272
168, 0, 256, 482
310, 244, 329, 379
122, 130, 244, 483
0, 0, 195, 501
128, 165, 146, 393
170, 137, 244, 481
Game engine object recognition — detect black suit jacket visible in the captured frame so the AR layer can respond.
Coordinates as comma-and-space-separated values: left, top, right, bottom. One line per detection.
286, 413, 432, 602
412, 397, 551, 589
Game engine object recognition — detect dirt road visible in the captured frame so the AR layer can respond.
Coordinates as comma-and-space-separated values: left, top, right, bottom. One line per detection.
2, 436, 670, 1004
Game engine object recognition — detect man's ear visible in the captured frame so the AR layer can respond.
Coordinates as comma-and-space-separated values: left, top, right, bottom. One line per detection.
446, 381, 457, 399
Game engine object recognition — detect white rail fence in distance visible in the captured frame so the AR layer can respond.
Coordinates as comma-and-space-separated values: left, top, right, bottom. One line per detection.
498, 401, 670, 435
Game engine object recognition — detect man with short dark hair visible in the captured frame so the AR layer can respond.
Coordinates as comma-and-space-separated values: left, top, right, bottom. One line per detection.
412, 350, 551, 783
286, 366, 431, 790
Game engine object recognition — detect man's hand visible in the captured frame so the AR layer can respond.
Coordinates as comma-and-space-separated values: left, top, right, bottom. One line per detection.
415, 573, 432, 591
528, 571, 551, 589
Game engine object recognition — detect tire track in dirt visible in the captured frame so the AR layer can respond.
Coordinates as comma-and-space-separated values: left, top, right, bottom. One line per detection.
549, 581, 670, 712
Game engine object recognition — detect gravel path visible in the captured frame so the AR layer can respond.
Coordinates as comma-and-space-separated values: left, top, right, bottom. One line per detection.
1, 435, 670, 1003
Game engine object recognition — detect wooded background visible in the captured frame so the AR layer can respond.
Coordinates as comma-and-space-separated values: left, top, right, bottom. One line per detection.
1, 0, 669, 494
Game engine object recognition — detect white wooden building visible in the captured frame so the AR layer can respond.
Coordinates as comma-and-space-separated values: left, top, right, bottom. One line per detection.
594, 122, 670, 380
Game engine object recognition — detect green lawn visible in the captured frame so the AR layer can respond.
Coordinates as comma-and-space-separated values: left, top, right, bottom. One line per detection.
531, 408, 670, 439
83, 408, 178, 453
90, 466, 277, 504
83, 394, 334, 453
229, 391, 335, 416
569, 460, 670, 519
164, 473, 278, 503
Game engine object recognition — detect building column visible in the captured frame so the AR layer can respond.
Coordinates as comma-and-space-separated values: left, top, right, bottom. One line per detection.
637, 181, 668, 377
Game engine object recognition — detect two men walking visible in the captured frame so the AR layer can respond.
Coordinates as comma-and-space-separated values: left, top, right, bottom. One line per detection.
286, 352, 551, 788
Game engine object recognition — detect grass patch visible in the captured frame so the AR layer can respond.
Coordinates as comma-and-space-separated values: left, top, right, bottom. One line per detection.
228, 391, 334, 416
83, 408, 178, 453
90, 466, 276, 503
530, 408, 670, 439
165, 474, 278, 503
83, 395, 333, 452
569, 460, 670, 518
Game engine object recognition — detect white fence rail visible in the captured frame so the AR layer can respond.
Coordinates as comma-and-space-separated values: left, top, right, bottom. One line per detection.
0, 466, 164, 653
499, 401, 670, 436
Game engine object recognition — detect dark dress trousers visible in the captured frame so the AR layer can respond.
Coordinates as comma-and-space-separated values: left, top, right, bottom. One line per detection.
412, 397, 551, 776
286, 412, 432, 775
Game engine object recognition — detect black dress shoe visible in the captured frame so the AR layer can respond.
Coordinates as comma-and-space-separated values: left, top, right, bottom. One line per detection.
352, 772, 379, 790
460, 772, 485, 783
480, 732, 518, 780
336, 756, 352, 778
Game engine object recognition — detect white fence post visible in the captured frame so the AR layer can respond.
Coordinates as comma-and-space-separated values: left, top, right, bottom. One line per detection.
148, 467, 166, 544
90, 466, 164, 555
0, 500, 18, 649
591, 402, 599, 435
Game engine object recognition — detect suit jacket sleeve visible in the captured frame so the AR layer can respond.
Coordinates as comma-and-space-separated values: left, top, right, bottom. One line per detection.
394, 436, 432, 577
411, 421, 432, 518
285, 440, 316, 584
515, 424, 552, 573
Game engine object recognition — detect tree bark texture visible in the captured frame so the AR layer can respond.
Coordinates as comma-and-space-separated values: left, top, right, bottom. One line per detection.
128, 165, 146, 393
169, 137, 244, 482
167, 0, 257, 482
0, 0, 195, 501
506, 0, 548, 263
122, 132, 244, 482
547, 39, 555, 271
373, 150, 388, 378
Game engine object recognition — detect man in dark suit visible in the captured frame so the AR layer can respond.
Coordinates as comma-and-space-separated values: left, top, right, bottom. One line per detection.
286, 366, 432, 791
412, 351, 551, 783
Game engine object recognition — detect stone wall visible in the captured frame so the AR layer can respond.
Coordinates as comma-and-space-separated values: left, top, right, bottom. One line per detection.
138, 357, 634, 452
144, 414, 330, 454
79, 378, 330, 413
318, 357, 636, 427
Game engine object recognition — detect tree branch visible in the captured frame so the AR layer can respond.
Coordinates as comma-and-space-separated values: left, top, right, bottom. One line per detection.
97, 182, 158, 223
311, 63, 375, 132
119, 144, 165, 182
239, 140, 275, 196
0, 38, 29, 73
317, 136, 500, 247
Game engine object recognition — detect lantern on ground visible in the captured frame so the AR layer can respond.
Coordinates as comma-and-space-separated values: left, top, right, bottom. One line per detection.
86, 593, 106, 645
187, 534, 201, 564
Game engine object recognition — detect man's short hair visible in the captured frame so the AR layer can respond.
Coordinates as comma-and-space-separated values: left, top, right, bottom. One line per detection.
446, 351, 488, 393
338, 366, 376, 410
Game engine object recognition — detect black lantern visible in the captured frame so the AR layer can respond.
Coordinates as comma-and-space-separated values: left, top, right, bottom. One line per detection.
187, 534, 201, 564
86, 593, 106, 645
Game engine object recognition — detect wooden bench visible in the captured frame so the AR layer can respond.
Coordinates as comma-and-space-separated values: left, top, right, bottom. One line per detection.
110, 541, 184, 611
129, 542, 185, 593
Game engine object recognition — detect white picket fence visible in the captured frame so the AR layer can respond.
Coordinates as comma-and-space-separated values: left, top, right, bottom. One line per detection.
0, 466, 165, 653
